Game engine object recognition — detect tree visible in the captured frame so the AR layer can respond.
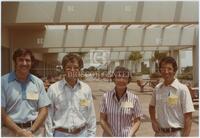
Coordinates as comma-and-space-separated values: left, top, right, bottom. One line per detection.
71, 52, 87, 58
129, 51, 143, 73
151, 50, 167, 72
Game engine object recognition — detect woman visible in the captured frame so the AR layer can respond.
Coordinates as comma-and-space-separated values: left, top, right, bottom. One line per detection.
100, 66, 143, 137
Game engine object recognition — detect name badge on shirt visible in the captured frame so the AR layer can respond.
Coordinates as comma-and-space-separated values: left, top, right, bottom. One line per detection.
167, 95, 178, 106
26, 91, 39, 100
121, 101, 133, 108
80, 99, 89, 107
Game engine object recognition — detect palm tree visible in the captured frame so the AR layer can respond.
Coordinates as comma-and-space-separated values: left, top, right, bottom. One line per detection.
129, 51, 143, 73
151, 50, 167, 72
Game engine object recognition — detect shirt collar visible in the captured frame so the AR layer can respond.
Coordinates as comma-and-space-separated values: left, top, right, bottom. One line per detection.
62, 78, 81, 89
112, 88, 128, 100
8, 71, 35, 84
159, 78, 179, 90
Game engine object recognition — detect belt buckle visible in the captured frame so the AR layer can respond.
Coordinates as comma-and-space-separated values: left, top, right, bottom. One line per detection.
68, 128, 72, 133
69, 127, 75, 133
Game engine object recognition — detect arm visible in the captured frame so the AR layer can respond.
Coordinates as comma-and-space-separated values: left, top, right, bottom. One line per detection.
1, 107, 33, 137
128, 117, 141, 137
180, 86, 195, 136
86, 97, 96, 137
100, 112, 113, 136
149, 105, 160, 132
44, 88, 55, 137
30, 106, 48, 133
182, 112, 193, 136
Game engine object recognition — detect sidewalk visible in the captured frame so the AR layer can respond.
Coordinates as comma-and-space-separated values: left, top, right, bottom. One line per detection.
86, 80, 199, 137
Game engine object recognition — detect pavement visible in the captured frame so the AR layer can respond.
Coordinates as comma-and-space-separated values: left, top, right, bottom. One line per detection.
84, 79, 199, 137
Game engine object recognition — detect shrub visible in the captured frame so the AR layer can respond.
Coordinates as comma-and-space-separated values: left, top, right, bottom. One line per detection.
150, 72, 161, 78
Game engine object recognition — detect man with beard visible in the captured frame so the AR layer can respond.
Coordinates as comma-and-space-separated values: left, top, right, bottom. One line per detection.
45, 53, 96, 137
1, 48, 51, 137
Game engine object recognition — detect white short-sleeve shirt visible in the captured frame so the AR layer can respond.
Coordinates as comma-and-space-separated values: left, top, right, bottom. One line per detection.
149, 79, 195, 128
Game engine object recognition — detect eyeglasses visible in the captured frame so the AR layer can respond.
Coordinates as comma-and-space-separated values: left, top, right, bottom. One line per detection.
114, 72, 130, 79
65, 66, 80, 71
160, 67, 174, 72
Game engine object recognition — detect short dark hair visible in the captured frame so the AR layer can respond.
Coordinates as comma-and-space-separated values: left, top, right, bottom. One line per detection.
13, 48, 35, 62
111, 66, 132, 83
159, 56, 178, 73
62, 53, 83, 69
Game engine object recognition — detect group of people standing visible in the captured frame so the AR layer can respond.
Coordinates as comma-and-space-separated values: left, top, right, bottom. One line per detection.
1, 48, 195, 137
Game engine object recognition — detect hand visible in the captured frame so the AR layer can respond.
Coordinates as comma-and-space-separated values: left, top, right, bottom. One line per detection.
18, 129, 33, 137
151, 120, 160, 133
128, 133, 135, 137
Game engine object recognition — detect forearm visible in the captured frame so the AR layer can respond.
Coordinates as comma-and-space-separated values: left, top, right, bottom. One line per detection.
183, 113, 192, 136
45, 106, 54, 137
128, 119, 141, 137
100, 119, 113, 136
87, 115, 96, 137
30, 107, 48, 133
149, 105, 156, 121
2, 108, 24, 134
2, 114, 24, 134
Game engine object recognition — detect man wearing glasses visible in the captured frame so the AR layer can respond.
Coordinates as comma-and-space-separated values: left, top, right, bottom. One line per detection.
45, 53, 96, 137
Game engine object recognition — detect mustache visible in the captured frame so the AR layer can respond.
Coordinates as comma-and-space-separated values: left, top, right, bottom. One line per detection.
19, 65, 29, 68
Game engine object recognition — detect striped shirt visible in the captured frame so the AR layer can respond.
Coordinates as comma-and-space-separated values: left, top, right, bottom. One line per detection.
100, 88, 143, 137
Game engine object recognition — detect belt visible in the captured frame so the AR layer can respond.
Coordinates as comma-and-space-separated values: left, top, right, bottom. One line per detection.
16, 120, 35, 128
55, 125, 87, 134
160, 127, 182, 133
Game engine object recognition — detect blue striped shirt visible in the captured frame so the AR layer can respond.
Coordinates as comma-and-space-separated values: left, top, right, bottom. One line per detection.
100, 88, 143, 137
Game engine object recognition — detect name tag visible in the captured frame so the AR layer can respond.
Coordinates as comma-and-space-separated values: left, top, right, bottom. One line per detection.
121, 101, 133, 108
80, 99, 89, 107
26, 91, 39, 100
167, 95, 178, 106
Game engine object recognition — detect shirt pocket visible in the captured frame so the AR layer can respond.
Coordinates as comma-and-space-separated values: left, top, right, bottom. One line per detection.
79, 100, 89, 118
122, 107, 132, 115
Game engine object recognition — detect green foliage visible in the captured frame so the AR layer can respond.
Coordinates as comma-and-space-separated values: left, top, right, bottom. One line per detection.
182, 66, 193, 74
150, 72, 161, 78
132, 72, 143, 76
88, 66, 97, 71
151, 50, 167, 61
129, 51, 143, 61
177, 74, 193, 80
74, 52, 87, 57
141, 62, 150, 74
177, 66, 193, 80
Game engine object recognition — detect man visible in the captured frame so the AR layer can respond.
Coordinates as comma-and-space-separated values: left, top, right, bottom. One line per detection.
45, 53, 96, 137
1, 48, 51, 137
149, 56, 195, 137
100, 66, 143, 137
